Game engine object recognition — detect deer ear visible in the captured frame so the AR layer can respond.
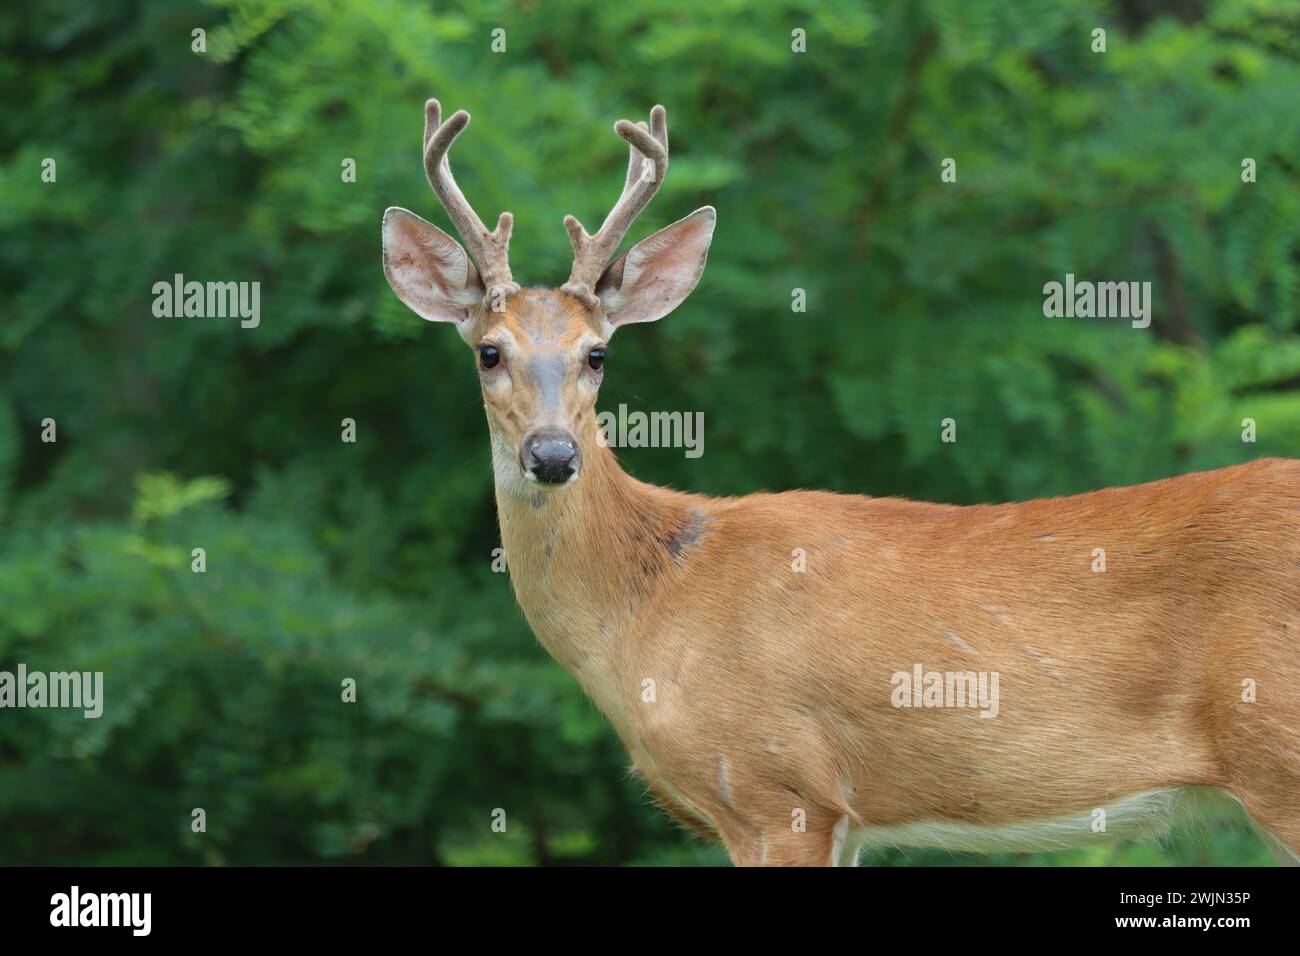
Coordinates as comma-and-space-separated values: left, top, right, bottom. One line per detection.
595, 206, 715, 327
382, 207, 485, 328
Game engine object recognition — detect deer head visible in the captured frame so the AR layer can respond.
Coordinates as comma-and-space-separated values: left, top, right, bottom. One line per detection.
382, 99, 715, 494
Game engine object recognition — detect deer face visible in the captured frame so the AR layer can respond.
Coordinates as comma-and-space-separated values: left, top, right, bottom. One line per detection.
381, 100, 714, 494
473, 290, 604, 488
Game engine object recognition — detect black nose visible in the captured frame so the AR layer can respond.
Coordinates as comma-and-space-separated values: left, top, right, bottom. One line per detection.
521, 429, 581, 484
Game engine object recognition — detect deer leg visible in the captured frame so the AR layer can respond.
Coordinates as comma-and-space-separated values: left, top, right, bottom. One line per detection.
719, 809, 851, 867
1222, 759, 1294, 863
757, 823, 846, 866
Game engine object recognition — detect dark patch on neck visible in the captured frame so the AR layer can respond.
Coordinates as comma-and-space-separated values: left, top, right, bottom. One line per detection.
613, 499, 694, 604
664, 507, 708, 558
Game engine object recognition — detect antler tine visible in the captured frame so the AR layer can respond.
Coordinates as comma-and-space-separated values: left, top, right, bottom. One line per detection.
422, 98, 519, 301
561, 105, 669, 309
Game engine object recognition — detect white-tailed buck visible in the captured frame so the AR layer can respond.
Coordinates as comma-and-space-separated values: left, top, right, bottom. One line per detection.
383, 99, 1300, 866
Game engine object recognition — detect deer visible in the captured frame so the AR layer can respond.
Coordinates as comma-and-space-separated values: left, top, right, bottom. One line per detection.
382, 99, 1300, 867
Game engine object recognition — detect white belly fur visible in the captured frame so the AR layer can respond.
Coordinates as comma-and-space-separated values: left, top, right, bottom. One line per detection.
838, 787, 1198, 865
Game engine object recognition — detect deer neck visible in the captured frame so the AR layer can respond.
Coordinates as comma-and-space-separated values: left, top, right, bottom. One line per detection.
491, 422, 691, 704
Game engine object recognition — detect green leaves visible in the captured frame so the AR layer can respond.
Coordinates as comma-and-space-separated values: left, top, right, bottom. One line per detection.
132, 473, 232, 523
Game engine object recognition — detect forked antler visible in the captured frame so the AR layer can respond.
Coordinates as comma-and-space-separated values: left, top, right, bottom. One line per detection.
422, 99, 520, 303
560, 105, 669, 310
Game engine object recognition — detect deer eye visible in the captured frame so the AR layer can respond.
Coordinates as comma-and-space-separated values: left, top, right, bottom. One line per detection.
479, 345, 501, 370
587, 348, 606, 371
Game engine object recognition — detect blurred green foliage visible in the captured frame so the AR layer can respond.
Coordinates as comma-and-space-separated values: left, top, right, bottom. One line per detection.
1, 0, 1295, 865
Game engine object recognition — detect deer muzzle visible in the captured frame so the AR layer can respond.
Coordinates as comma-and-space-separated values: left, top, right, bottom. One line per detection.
520, 428, 582, 485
